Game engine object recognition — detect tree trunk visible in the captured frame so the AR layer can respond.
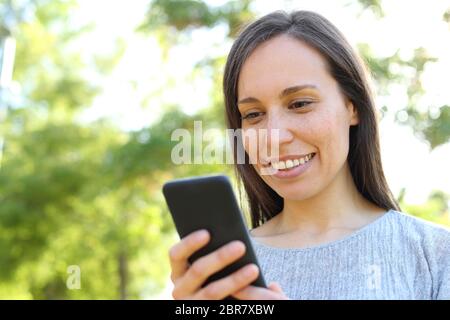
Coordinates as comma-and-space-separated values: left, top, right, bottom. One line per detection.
118, 251, 128, 300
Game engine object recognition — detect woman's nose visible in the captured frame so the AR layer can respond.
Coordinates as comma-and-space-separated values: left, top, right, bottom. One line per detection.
266, 111, 295, 146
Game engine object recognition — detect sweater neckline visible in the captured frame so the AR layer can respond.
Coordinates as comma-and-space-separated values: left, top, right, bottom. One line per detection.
249, 209, 393, 252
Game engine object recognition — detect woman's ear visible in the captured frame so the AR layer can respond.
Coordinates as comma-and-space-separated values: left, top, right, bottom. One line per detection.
346, 100, 359, 126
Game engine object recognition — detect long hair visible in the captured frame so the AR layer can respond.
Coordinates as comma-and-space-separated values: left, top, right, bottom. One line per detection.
223, 10, 401, 228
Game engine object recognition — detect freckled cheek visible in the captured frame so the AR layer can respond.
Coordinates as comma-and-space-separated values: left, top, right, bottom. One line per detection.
292, 112, 327, 145
310, 112, 350, 170
297, 112, 328, 154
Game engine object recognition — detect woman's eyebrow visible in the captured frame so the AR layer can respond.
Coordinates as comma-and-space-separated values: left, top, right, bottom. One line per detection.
238, 84, 318, 105
280, 84, 317, 98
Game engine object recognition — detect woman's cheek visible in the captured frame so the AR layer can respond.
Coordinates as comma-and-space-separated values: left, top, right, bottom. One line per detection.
300, 112, 329, 151
304, 111, 335, 170
314, 109, 349, 178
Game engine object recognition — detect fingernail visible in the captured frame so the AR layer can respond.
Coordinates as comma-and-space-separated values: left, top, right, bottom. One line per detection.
195, 230, 209, 240
228, 241, 245, 253
244, 264, 257, 276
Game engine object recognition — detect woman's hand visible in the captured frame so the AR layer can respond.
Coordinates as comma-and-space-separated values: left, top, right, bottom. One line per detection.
168, 229, 288, 300
169, 229, 258, 299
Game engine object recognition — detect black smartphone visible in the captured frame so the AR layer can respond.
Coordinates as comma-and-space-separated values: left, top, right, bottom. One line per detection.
162, 174, 267, 295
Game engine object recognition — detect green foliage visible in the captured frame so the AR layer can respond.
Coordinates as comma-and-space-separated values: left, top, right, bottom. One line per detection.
400, 190, 450, 227
359, 43, 449, 149
443, 8, 450, 24
139, 0, 253, 36
356, 0, 384, 17
0, 0, 175, 299
11, 0, 98, 113
422, 105, 450, 149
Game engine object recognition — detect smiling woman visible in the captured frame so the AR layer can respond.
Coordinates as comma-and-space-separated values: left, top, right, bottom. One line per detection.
224, 12, 400, 227
167, 10, 450, 300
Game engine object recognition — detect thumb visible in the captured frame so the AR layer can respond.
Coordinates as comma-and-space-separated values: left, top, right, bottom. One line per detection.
268, 281, 283, 293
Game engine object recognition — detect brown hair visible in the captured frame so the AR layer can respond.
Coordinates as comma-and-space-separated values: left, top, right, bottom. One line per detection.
223, 10, 401, 228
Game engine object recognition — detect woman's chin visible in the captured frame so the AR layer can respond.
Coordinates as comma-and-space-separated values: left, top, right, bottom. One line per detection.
271, 184, 318, 201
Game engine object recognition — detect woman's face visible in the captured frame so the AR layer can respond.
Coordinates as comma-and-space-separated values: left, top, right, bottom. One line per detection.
237, 34, 359, 201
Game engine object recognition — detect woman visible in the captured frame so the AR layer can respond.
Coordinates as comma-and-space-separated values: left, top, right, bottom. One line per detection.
168, 10, 450, 300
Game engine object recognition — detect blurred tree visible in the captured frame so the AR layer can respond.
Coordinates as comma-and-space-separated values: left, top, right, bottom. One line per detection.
1, 0, 230, 298
400, 190, 450, 227
354, 2, 450, 150
0, 0, 178, 299
138, 0, 254, 51
356, 0, 384, 18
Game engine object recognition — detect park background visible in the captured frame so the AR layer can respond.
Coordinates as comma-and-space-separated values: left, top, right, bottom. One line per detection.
0, 0, 449, 299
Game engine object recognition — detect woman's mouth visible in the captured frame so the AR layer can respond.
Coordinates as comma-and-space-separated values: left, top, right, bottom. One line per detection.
262, 152, 317, 179
270, 152, 316, 171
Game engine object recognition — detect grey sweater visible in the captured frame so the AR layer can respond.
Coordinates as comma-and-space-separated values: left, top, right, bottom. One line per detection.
249, 209, 450, 300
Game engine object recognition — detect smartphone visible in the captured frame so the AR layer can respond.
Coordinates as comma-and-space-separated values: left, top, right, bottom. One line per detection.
162, 174, 267, 296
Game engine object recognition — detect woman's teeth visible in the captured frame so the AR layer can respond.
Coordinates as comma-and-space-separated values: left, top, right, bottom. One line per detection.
271, 153, 315, 170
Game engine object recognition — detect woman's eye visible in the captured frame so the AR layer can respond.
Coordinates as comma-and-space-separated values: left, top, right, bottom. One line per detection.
242, 112, 263, 120
289, 100, 312, 109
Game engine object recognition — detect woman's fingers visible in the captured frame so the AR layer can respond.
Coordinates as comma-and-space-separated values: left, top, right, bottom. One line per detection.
173, 240, 246, 297
169, 229, 210, 282
168, 230, 265, 300
192, 263, 259, 300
